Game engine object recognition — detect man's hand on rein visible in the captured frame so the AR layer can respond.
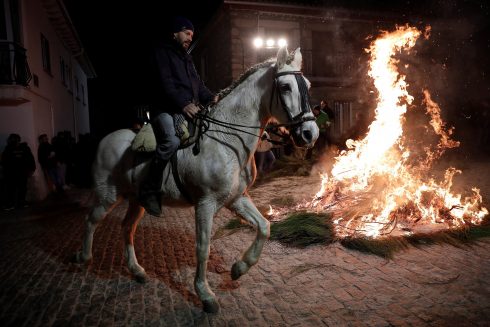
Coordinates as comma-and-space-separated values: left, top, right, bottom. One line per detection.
183, 103, 200, 119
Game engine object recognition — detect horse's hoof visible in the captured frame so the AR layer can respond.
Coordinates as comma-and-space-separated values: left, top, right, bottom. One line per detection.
134, 272, 148, 284
71, 252, 92, 265
202, 298, 220, 314
231, 261, 248, 281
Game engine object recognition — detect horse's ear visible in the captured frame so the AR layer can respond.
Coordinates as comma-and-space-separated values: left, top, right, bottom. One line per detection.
276, 46, 288, 69
291, 47, 302, 70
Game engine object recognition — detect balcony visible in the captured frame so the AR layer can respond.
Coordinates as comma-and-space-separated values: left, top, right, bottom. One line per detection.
0, 41, 32, 86
0, 42, 32, 105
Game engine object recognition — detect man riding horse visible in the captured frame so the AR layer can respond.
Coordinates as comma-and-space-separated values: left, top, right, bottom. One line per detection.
141, 16, 218, 216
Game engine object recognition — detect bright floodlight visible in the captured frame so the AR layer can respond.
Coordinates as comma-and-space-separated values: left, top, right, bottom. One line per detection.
277, 38, 287, 47
253, 37, 263, 48
266, 39, 275, 47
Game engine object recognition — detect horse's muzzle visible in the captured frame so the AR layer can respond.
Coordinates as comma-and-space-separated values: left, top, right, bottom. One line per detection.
291, 121, 319, 148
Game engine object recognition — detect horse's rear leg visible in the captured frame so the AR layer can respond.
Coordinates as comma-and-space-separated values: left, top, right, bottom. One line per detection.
73, 198, 122, 264
227, 195, 270, 280
194, 200, 220, 313
122, 199, 146, 283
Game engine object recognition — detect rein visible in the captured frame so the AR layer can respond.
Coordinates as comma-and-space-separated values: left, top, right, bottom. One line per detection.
191, 68, 315, 154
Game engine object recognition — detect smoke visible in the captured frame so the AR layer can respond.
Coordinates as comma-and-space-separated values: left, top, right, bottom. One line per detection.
343, 0, 490, 154
403, 1, 489, 153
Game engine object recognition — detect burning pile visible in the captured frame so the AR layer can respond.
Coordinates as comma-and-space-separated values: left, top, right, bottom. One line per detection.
273, 25, 488, 238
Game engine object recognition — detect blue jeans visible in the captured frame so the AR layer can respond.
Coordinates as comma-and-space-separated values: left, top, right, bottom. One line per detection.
151, 112, 181, 161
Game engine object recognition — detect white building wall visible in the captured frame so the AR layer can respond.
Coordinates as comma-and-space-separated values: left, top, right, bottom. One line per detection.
0, 0, 93, 200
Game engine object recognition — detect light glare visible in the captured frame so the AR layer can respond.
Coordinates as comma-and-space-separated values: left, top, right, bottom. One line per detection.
277, 38, 287, 47
253, 37, 263, 48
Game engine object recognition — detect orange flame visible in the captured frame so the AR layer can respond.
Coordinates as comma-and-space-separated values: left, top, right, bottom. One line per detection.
311, 25, 487, 238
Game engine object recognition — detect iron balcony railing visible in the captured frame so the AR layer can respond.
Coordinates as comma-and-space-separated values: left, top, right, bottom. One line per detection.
0, 41, 32, 86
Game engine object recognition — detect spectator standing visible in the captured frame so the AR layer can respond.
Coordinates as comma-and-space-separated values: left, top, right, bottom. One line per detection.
255, 131, 276, 175
1, 134, 36, 209
306, 105, 331, 159
38, 134, 58, 192
266, 123, 288, 160
321, 99, 335, 147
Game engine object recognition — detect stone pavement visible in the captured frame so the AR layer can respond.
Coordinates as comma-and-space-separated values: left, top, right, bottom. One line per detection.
0, 188, 489, 326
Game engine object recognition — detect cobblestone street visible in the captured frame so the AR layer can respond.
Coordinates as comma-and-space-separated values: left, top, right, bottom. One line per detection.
0, 183, 489, 326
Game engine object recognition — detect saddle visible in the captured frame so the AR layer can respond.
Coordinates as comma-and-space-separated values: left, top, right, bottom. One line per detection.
131, 113, 205, 153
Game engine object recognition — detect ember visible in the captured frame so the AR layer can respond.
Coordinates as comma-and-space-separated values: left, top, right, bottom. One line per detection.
272, 25, 488, 238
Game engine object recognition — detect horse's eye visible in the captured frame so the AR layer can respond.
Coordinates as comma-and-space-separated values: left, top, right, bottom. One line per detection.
279, 84, 291, 92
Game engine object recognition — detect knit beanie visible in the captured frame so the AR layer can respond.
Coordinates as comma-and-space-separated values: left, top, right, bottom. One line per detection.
172, 16, 194, 33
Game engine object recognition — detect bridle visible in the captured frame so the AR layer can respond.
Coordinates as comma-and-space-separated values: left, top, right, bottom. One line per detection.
272, 70, 315, 127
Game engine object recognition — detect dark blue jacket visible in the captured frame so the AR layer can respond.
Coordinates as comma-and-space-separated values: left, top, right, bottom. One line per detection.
149, 39, 214, 115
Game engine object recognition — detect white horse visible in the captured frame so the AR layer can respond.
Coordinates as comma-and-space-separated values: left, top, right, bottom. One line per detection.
73, 47, 318, 313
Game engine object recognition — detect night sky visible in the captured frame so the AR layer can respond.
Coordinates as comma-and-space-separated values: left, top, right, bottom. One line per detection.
64, 0, 222, 136
64, 0, 490, 139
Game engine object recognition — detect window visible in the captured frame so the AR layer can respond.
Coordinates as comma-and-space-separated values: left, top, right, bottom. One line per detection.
59, 56, 66, 85
81, 84, 85, 105
74, 75, 79, 100
311, 31, 353, 77
1, 0, 22, 42
333, 101, 352, 137
0, 2, 7, 39
312, 31, 335, 77
66, 64, 72, 91
9, 0, 21, 43
41, 34, 51, 73
32, 73, 38, 87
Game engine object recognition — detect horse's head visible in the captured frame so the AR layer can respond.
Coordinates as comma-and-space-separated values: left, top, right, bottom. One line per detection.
271, 47, 319, 148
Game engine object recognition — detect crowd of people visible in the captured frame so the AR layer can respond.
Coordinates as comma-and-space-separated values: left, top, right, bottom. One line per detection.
0, 131, 98, 210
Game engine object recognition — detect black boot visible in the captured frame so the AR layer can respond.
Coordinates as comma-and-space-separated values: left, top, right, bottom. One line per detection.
139, 158, 167, 216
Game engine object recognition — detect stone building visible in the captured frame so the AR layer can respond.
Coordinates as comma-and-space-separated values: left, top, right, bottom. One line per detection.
192, 0, 399, 143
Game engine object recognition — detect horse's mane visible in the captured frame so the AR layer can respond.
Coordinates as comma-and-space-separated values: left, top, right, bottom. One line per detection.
217, 59, 276, 99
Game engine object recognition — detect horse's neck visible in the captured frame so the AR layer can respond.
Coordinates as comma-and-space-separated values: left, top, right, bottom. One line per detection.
209, 67, 273, 152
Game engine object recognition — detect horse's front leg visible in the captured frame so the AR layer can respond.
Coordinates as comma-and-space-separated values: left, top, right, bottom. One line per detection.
227, 195, 270, 280
194, 199, 220, 313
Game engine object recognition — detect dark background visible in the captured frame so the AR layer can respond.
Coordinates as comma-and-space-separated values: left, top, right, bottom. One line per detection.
64, 0, 490, 142
64, 0, 222, 136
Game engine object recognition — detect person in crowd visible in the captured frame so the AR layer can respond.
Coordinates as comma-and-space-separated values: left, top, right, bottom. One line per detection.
266, 123, 288, 160
51, 131, 72, 192
255, 131, 276, 175
37, 133, 60, 192
140, 16, 218, 216
1, 134, 36, 210
320, 99, 335, 148
306, 104, 331, 159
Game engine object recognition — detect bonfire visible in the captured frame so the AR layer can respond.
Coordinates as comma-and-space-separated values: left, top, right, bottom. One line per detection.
269, 25, 488, 239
